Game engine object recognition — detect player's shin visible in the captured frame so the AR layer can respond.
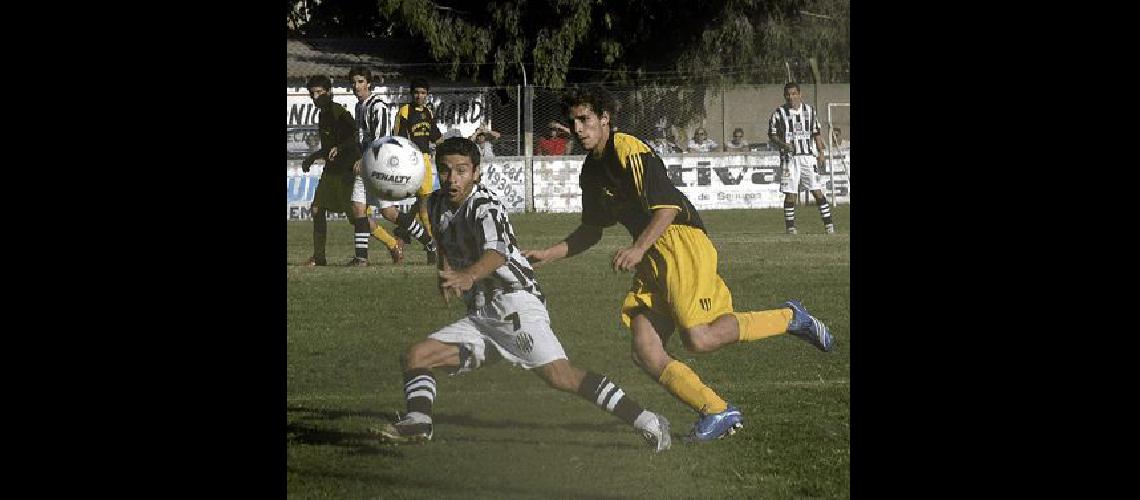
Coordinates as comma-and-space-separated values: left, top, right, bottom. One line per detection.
313, 210, 327, 259
816, 197, 834, 228
783, 200, 796, 231
402, 368, 436, 423
396, 211, 434, 248
576, 371, 649, 426
734, 309, 793, 341
369, 219, 399, 250
658, 360, 727, 415
353, 217, 370, 260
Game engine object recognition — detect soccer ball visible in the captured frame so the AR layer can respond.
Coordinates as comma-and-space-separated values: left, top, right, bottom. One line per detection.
362, 136, 426, 201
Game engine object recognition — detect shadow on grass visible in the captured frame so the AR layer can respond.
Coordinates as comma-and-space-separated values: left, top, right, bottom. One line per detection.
288, 405, 647, 453
288, 464, 636, 500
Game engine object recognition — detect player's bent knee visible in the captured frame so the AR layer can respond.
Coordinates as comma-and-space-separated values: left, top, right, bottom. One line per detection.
404, 341, 441, 370
680, 327, 717, 353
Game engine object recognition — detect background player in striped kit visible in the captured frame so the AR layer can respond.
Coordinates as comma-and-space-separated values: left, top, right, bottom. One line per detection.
524, 86, 834, 442
392, 78, 442, 264
346, 66, 404, 265
300, 74, 360, 266
374, 137, 671, 452
767, 82, 836, 235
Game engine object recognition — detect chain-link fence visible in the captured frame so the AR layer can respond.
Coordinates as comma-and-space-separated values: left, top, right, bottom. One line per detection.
287, 83, 851, 217
287, 83, 849, 158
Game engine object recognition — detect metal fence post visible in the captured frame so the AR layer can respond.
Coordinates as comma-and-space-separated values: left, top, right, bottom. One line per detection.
524, 85, 534, 212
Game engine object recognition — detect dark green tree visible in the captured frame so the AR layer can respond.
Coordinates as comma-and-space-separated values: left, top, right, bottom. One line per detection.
288, 0, 849, 87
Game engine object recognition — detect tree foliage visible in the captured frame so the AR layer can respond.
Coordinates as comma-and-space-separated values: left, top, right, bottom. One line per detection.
287, 0, 850, 87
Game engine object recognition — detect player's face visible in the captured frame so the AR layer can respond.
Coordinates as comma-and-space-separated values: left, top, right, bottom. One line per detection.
784, 87, 802, 107
568, 104, 610, 154
413, 87, 429, 106
351, 75, 370, 99
437, 153, 479, 207
308, 86, 329, 102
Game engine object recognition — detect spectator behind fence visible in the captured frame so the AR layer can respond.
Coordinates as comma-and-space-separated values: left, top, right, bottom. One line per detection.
649, 128, 682, 156
470, 125, 501, 160
687, 127, 718, 153
536, 121, 571, 155
724, 127, 748, 153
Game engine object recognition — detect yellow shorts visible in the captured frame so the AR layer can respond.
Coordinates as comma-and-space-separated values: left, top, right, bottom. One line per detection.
620, 225, 734, 331
418, 153, 435, 197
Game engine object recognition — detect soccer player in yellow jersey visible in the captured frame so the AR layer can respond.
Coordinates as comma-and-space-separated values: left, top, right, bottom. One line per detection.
524, 86, 834, 442
392, 78, 442, 264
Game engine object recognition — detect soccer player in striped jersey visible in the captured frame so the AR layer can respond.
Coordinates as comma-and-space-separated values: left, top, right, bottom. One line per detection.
374, 137, 671, 452
300, 75, 361, 267
392, 78, 442, 264
768, 82, 836, 234
346, 66, 404, 265
524, 86, 834, 443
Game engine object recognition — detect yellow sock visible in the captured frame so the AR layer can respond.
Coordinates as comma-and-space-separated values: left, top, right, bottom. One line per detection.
658, 360, 727, 414
371, 224, 398, 250
735, 309, 793, 342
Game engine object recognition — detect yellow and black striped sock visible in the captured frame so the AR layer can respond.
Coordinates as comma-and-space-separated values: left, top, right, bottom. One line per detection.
658, 360, 727, 414
734, 309, 793, 342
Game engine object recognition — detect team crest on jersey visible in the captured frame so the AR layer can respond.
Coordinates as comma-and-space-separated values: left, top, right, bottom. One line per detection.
699, 298, 712, 311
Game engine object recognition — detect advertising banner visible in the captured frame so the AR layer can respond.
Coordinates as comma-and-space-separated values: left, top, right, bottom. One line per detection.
289, 153, 848, 218
532, 153, 850, 213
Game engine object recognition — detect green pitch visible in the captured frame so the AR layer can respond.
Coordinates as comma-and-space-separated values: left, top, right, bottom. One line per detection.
287, 206, 850, 498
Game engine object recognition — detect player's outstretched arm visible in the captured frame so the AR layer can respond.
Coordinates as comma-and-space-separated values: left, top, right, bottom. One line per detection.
439, 249, 506, 301
523, 224, 603, 266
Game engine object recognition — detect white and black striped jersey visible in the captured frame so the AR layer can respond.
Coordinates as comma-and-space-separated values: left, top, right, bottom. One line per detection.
355, 93, 395, 150
428, 184, 544, 309
768, 103, 821, 157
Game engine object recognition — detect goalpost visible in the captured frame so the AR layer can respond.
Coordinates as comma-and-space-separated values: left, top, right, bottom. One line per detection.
826, 102, 851, 205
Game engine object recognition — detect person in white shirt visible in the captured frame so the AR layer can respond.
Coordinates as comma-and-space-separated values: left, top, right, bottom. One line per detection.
686, 127, 718, 153
724, 127, 749, 152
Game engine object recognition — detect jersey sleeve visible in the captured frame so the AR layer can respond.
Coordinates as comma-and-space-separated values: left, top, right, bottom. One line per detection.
393, 105, 408, 136
427, 108, 442, 143
579, 173, 617, 228
636, 152, 685, 212
474, 200, 511, 257
368, 99, 389, 141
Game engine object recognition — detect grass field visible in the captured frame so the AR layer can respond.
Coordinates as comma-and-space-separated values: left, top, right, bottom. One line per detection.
287, 206, 849, 498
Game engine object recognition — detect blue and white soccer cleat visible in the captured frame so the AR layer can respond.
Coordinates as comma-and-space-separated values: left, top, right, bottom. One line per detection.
782, 299, 834, 352
685, 405, 743, 443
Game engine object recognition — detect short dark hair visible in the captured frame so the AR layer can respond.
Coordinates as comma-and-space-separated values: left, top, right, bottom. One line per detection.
733, 127, 744, 135
410, 78, 430, 92
435, 136, 482, 168
560, 85, 617, 121
306, 74, 332, 91
348, 66, 373, 84
784, 82, 801, 92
